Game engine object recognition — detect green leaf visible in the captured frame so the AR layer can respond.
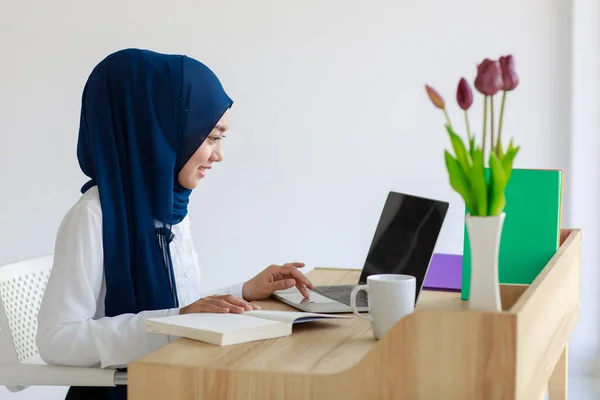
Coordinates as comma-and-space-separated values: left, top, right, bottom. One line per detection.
500, 140, 520, 178
469, 137, 476, 160
489, 152, 508, 215
445, 150, 476, 213
467, 147, 487, 216
496, 140, 504, 159
446, 125, 471, 174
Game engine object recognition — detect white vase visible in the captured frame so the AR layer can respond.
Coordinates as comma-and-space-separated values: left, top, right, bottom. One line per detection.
466, 212, 505, 312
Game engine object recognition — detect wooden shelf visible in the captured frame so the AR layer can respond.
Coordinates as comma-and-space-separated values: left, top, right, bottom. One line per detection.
129, 229, 581, 400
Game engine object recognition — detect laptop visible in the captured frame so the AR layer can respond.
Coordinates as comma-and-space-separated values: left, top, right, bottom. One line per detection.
272, 191, 449, 313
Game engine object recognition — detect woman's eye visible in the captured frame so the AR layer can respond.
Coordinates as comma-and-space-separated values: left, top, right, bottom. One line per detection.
208, 135, 226, 143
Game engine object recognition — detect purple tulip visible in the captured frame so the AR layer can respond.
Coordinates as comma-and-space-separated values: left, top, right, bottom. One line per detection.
474, 58, 504, 96
425, 84, 445, 109
499, 55, 519, 91
456, 77, 473, 110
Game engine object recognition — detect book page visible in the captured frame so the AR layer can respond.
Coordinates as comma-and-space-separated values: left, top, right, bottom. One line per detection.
243, 310, 352, 324
148, 312, 282, 334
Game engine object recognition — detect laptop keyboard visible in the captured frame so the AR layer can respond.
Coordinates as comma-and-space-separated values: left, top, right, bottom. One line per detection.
312, 285, 369, 307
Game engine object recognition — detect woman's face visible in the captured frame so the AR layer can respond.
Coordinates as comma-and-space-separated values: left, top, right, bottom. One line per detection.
177, 109, 230, 190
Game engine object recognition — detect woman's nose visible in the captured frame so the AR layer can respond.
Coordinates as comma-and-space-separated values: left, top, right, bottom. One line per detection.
212, 142, 224, 162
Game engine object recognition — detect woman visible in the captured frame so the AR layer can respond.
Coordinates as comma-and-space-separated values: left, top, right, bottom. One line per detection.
36, 48, 314, 400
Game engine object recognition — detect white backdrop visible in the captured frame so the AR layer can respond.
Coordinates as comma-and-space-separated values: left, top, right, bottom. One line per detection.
2, 0, 596, 398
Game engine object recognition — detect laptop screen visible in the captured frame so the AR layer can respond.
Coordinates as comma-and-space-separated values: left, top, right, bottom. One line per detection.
359, 192, 449, 302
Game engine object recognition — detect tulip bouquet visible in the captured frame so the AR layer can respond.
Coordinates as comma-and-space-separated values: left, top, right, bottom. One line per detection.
425, 55, 520, 217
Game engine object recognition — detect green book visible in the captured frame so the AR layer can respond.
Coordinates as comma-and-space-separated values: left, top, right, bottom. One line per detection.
461, 168, 563, 300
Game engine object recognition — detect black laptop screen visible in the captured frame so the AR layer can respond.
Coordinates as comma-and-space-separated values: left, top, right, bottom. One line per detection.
359, 192, 449, 301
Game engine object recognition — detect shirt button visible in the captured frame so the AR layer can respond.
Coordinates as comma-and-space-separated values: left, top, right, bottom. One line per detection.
184, 271, 190, 279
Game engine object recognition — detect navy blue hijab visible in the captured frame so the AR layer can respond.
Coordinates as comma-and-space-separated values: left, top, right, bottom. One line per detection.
76, 48, 232, 394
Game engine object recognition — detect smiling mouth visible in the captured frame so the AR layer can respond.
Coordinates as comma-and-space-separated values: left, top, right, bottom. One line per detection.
197, 166, 211, 178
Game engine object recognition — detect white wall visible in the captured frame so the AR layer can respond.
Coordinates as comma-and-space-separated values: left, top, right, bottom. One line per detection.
568, 0, 600, 378
1, 0, 594, 398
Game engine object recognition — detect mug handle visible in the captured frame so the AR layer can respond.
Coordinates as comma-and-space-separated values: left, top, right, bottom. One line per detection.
350, 285, 372, 321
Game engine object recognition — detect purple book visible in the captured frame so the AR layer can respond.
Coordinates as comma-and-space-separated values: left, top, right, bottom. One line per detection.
423, 253, 462, 292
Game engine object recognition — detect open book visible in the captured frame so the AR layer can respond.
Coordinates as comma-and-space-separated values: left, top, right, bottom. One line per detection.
146, 310, 351, 346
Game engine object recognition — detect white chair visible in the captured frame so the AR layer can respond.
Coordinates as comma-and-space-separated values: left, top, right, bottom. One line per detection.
0, 255, 126, 392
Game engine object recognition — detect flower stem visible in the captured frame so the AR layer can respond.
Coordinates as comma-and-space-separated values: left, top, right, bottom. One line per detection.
443, 108, 452, 128
497, 91, 507, 151
482, 95, 488, 161
490, 96, 495, 155
464, 110, 472, 143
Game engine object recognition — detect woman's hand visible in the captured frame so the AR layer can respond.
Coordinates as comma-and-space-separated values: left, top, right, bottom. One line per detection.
179, 294, 261, 315
242, 262, 315, 301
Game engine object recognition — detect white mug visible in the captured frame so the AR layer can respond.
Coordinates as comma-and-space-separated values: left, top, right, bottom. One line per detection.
350, 274, 416, 339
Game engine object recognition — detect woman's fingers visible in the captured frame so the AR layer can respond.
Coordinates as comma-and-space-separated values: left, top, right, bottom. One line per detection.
181, 295, 261, 315
295, 282, 311, 298
202, 295, 251, 313
218, 295, 254, 311
279, 265, 314, 290
283, 262, 306, 268
199, 303, 231, 313
209, 298, 245, 313
273, 264, 314, 298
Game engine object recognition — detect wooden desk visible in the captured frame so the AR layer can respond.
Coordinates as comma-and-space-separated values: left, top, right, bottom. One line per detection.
129, 229, 581, 400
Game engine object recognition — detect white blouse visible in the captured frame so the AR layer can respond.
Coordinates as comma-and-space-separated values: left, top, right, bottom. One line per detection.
36, 186, 244, 369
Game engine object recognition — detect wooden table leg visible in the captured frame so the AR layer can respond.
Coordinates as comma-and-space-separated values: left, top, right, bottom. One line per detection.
549, 345, 568, 400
